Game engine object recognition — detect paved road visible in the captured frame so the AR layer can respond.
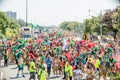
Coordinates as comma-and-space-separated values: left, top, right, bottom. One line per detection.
0, 60, 111, 80
0, 60, 63, 80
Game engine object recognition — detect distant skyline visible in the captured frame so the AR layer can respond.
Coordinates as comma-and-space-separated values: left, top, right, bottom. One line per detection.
0, 0, 119, 26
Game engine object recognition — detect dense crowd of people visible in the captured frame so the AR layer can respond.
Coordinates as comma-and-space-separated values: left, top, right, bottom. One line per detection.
0, 31, 120, 80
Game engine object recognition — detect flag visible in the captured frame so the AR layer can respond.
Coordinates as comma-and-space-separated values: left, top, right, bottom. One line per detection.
30, 23, 34, 28
36, 25, 41, 30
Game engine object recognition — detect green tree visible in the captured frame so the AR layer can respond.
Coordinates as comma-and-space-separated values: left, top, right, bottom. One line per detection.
8, 19, 20, 37
112, 6, 120, 39
9, 18, 20, 29
102, 6, 120, 40
17, 19, 26, 27
60, 21, 82, 31
0, 11, 20, 36
0, 11, 9, 35
84, 17, 100, 35
84, 19, 91, 33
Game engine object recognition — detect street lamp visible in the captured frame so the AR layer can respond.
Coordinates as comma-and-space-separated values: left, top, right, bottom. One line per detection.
26, 0, 28, 27
88, 9, 92, 40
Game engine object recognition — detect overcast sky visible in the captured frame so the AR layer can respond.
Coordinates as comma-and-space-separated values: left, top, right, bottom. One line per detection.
0, 0, 119, 26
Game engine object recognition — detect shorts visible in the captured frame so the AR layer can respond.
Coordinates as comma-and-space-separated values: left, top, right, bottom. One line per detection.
18, 67, 23, 71
97, 68, 99, 71
18, 65, 23, 71
29, 72, 35, 79
106, 62, 110, 68
65, 72, 68, 77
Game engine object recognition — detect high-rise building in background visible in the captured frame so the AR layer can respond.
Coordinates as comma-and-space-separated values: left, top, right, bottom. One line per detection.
5, 11, 17, 19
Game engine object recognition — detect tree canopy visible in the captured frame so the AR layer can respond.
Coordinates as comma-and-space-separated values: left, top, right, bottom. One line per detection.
60, 21, 83, 31
102, 6, 120, 39
0, 11, 20, 37
0, 11, 9, 35
59, 6, 120, 39
17, 19, 26, 27
84, 6, 120, 38
84, 17, 99, 34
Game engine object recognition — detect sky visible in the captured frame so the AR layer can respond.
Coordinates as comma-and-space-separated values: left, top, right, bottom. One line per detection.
0, 0, 119, 26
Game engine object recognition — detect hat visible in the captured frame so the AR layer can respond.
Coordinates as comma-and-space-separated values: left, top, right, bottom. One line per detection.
42, 66, 45, 70
42, 66, 45, 68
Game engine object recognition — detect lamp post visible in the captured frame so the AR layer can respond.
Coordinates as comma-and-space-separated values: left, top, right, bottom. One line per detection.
88, 9, 92, 40
100, 11, 102, 37
22, 0, 28, 38
26, 0, 28, 27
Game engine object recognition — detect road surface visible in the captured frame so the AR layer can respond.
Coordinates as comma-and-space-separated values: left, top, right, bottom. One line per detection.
0, 60, 111, 80
0, 60, 63, 80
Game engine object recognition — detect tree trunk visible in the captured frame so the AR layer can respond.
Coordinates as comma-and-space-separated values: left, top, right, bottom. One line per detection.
113, 29, 118, 41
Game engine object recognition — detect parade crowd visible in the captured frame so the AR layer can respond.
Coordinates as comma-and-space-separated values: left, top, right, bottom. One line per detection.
0, 31, 120, 80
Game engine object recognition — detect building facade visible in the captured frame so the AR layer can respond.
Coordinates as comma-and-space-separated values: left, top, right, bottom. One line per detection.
5, 11, 17, 19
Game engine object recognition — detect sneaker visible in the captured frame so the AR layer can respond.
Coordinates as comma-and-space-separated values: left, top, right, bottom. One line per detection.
56, 75, 59, 78
62, 77, 65, 79
48, 75, 50, 77
22, 75, 25, 77
16, 74, 19, 78
36, 72, 38, 74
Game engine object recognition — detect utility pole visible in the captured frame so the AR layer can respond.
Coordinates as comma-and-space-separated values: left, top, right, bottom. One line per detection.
89, 9, 92, 40
99, 11, 102, 44
100, 11, 102, 37
26, 0, 28, 27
